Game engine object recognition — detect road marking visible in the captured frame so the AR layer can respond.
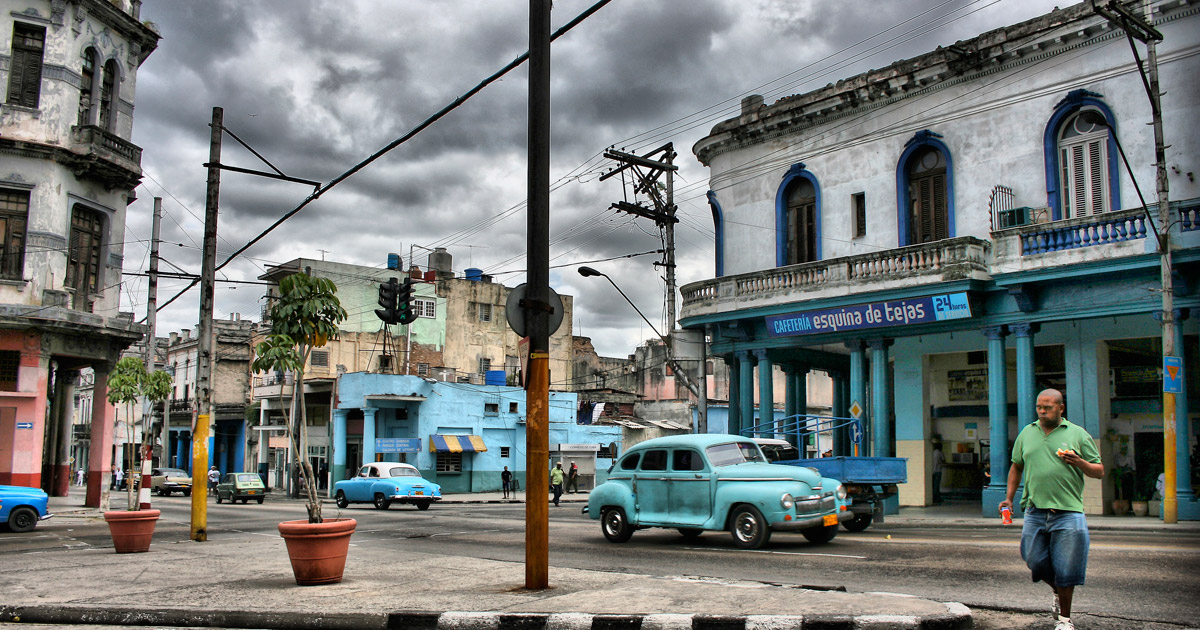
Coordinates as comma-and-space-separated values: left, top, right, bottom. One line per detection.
685, 547, 866, 559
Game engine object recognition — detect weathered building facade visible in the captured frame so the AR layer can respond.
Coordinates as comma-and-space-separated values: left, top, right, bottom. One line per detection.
0, 0, 157, 505
683, 0, 1199, 517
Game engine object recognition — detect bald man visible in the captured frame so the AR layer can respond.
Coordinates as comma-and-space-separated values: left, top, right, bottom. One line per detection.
1000, 388, 1104, 630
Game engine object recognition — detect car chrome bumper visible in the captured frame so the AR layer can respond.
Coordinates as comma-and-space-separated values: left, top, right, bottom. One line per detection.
770, 509, 854, 531
39, 513, 53, 521
391, 495, 441, 501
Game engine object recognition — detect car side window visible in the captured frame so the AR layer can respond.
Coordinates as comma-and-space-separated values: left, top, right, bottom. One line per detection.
618, 453, 640, 471
369, 467, 380, 478
359, 466, 371, 477
672, 449, 704, 472
640, 450, 667, 471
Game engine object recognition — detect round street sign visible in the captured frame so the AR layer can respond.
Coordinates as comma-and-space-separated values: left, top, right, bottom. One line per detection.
505, 283, 564, 338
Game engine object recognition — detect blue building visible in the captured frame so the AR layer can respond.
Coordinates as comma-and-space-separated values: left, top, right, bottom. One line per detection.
332, 373, 621, 493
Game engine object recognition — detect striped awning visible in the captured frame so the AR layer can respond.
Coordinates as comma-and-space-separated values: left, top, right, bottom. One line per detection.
429, 434, 488, 453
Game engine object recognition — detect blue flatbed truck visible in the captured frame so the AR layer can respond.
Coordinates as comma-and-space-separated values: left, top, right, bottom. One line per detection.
746, 416, 907, 532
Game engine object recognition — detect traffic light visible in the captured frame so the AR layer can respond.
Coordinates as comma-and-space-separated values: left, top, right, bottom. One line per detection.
375, 277, 399, 325
397, 276, 417, 325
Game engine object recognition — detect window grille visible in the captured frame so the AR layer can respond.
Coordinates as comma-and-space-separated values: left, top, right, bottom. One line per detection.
436, 452, 462, 473
310, 350, 329, 368
478, 303, 492, 322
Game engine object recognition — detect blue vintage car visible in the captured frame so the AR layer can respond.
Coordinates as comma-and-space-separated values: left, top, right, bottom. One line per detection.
333, 462, 441, 510
585, 434, 851, 549
0, 484, 52, 533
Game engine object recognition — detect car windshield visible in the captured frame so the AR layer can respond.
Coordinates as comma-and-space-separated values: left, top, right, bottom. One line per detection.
235, 474, 261, 483
388, 467, 420, 478
705, 442, 767, 467
159, 469, 188, 476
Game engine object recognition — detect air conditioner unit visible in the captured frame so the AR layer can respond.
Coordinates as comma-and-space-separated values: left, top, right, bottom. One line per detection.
996, 206, 1033, 229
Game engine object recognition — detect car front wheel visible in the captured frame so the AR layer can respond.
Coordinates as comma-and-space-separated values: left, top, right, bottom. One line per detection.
335, 490, 349, 509
802, 523, 839, 544
729, 504, 771, 549
7, 506, 37, 533
216, 493, 223, 504
373, 493, 392, 510
601, 507, 633, 543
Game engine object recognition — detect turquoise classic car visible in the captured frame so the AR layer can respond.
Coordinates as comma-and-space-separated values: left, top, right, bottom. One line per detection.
334, 462, 441, 510
585, 434, 851, 549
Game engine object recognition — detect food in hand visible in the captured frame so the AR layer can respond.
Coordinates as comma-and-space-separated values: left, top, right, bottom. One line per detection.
1056, 448, 1076, 458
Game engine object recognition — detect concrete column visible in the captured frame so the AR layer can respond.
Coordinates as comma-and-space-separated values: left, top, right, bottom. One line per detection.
332, 408, 348, 486
982, 325, 1013, 517
1011, 323, 1038, 427
1173, 309, 1197, 518
726, 356, 740, 435
86, 363, 114, 508
737, 351, 755, 437
52, 368, 78, 497
754, 350, 772, 437
869, 339, 893, 458
362, 407, 378, 464
847, 341, 867, 457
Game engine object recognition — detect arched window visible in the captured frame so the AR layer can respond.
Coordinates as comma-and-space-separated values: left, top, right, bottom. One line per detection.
896, 131, 954, 246
98, 59, 119, 131
775, 164, 821, 265
78, 48, 98, 127
706, 190, 725, 277
1043, 90, 1120, 220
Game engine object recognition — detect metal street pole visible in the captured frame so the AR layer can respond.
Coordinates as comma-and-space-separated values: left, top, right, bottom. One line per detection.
192, 107, 221, 541
524, 0, 551, 590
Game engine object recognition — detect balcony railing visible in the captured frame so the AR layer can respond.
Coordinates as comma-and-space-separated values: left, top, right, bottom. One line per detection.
253, 373, 294, 388
1015, 207, 1149, 255
681, 236, 990, 315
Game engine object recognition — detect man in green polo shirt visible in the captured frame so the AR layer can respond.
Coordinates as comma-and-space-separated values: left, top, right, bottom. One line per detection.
1000, 388, 1104, 630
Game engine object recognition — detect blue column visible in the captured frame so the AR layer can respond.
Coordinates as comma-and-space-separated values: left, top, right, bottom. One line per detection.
830, 371, 846, 458
1011, 323, 1038, 427
727, 356, 740, 435
794, 366, 809, 452
869, 339, 893, 458
847, 341, 867, 457
362, 407, 378, 464
783, 365, 797, 446
1173, 309, 1198, 519
738, 351, 755, 437
332, 408, 348, 487
755, 350, 773, 437
982, 325, 1015, 517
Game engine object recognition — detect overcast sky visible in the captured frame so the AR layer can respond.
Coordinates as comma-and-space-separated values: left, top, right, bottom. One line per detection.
126, 0, 1066, 359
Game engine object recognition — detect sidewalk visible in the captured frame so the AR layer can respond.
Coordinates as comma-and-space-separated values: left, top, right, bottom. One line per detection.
6, 487, 977, 630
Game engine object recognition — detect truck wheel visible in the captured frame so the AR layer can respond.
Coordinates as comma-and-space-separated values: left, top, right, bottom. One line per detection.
802, 523, 839, 544
729, 505, 771, 549
843, 513, 872, 532
601, 507, 633, 543
335, 490, 349, 509
677, 528, 704, 539
373, 493, 392, 510
8, 506, 38, 533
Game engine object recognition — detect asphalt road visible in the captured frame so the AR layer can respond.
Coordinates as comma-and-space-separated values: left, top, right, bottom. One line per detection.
8, 496, 1199, 629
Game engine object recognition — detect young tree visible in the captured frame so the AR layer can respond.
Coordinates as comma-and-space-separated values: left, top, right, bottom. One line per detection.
107, 356, 172, 510
252, 272, 346, 523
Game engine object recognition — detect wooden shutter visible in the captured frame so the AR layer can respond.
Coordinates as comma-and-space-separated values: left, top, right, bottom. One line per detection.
787, 197, 815, 264
911, 172, 947, 244
1087, 139, 1105, 214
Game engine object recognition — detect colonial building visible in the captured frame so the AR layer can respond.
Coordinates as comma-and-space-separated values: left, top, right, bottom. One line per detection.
0, 0, 157, 505
683, 0, 1199, 518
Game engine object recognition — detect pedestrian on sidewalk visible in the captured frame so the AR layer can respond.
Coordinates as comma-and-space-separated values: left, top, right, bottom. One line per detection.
113, 466, 123, 490
566, 461, 579, 494
931, 443, 945, 504
75, 467, 85, 487
550, 462, 565, 506
501, 466, 512, 499
208, 466, 220, 494
999, 388, 1104, 630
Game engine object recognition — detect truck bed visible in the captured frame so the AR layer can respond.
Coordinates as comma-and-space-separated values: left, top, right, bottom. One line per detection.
777, 456, 908, 484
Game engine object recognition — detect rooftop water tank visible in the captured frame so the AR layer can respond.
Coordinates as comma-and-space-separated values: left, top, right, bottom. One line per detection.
485, 370, 507, 386
465, 268, 483, 282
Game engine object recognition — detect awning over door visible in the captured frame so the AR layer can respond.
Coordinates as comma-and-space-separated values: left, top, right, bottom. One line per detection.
429, 434, 487, 453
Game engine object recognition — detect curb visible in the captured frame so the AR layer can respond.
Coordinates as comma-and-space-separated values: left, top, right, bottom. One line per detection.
0, 604, 972, 630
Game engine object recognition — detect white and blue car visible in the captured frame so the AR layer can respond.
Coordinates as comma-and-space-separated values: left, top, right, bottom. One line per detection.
0, 484, 52, 533
585, 434, 851, 549
333, 462, 441, 511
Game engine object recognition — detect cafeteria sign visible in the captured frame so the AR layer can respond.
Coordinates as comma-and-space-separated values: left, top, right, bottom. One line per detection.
766, 292, 972, 338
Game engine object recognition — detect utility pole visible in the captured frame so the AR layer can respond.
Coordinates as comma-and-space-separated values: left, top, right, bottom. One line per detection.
192, 107, 222, 541
524, 0, 551, 590
139, 197, 162, 510
1092, 0, 1176, 523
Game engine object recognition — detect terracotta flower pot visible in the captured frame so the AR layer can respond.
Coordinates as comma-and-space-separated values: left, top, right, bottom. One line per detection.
103, 509, 160, 553
278, 518, 356, 585
1132, 500, 1149, 517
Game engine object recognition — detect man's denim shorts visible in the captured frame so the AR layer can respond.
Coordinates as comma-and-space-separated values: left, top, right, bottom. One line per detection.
1020, 506, 1090, 588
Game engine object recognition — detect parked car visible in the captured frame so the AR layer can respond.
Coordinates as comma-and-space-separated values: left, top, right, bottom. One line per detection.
215, 473, 266, 504
334, 462, 441, 510
0, 485, 52, 533
584, 434, 851, 549
151, 467, 193, 496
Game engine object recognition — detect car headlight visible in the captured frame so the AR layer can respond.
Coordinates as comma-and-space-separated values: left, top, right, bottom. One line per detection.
835, 484, 847, 500
780, 493, 794, 509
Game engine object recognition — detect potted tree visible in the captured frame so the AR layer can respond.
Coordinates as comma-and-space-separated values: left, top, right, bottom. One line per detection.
252, 272, 352, 585
1109, 464, 1132, 515
103, 357, 172, 553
